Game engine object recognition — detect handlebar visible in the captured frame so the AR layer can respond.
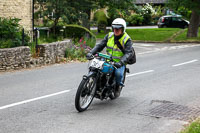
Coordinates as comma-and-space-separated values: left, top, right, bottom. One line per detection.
87, 53, 112, 61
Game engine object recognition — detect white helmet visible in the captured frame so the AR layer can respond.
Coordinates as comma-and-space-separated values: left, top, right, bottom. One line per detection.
112, 18, 126, 33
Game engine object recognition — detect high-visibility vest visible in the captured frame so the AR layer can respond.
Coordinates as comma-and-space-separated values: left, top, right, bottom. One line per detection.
106, 32, 131, 62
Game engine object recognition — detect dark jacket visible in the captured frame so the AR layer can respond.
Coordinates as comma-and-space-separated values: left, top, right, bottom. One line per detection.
90, 33, 134, 64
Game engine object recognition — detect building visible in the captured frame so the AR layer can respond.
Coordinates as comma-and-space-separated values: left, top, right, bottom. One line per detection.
0, 0, 33, 35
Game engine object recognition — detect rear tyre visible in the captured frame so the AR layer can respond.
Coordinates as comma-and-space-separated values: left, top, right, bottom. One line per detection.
75, 76, 97, 112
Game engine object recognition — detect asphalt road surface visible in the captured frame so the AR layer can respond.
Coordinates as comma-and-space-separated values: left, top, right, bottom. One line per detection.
0, 42, 200, 133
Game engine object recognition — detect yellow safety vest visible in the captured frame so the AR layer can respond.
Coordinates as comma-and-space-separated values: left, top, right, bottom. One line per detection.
106, 32, 131, 62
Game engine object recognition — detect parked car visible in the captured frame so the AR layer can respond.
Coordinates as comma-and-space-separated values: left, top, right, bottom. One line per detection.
158, 16, 189, 28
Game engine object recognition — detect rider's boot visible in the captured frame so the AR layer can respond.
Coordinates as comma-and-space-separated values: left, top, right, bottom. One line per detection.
114, 84, 124, 98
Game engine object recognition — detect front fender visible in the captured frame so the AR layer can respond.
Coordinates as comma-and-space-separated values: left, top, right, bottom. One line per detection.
83, 71, 97, 80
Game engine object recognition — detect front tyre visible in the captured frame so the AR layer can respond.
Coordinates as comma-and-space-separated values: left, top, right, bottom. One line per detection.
75, 76, 97, 112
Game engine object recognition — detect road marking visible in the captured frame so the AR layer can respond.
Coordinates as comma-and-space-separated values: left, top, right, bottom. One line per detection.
139, 44, 155, 47
126, 70, 154, 77
134, 45, 152, 50
0, 90, 70, 110
172, 59, 198, 67
137, 44, 200, 55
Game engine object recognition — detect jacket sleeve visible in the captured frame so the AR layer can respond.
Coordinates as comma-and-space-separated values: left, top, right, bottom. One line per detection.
90, 34, 108, 54
120, 38, 135, 64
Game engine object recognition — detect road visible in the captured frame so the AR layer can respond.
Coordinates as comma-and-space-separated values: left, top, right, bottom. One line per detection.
0, 42, 200, 133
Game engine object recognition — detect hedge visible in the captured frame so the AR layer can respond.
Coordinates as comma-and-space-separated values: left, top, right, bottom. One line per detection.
63, 25, 96, 40
94, 10, 108, 25
0, 17, 30, 48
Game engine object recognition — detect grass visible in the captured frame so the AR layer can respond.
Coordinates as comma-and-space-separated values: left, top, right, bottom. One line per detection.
126, 28, 180, 42
92, 28, 200, 43
181, 119, 200, 133
173, 28, 200, 42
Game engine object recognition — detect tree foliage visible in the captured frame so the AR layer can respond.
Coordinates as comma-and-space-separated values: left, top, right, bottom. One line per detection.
35, 0, 99, 30
35, 0, 134, 30
168, 0, 200, 13
0, 17, 30, 48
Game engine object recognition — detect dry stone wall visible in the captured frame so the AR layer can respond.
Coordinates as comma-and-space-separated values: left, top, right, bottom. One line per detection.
0, 46, 31, 71
0, 40, 72, 72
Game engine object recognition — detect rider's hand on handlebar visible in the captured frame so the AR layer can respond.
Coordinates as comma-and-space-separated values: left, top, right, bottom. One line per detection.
86, 53, 93, 60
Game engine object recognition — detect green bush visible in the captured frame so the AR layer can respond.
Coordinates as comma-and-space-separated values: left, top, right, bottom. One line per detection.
65, 46, 88, 61
107, 8, 121, 26
177, 6, 192, 20
94, 10, 108, 33
127, 14, 144, 26
65, 35, 94, 61
94, 10, 108, 25
63, 25, 96, 41
0, 17, 30, 48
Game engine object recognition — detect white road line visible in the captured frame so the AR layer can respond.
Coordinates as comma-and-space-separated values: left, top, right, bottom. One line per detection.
0, 90, 70, 110
126, 70, 154, 77
134, 45, 152, 50
172, 59, 198, 67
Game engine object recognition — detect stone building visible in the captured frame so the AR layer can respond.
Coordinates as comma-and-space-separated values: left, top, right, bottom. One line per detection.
0, 0, 33, 34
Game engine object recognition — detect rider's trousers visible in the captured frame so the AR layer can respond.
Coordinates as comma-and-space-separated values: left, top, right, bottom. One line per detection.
115, 65, 125, 86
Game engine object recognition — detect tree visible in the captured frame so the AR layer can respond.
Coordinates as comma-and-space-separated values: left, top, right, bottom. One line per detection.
34, 0, 134, 32
168, 0, 200, 38
35, 0, 98, 30
35, 0, 70, 34
98, 0, 134, 25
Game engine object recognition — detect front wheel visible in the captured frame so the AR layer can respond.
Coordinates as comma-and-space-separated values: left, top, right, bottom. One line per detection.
75, 75, 97, 112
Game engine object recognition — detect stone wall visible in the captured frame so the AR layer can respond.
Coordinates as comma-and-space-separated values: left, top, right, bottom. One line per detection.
0, 46, 31, 71
0, 0, 32, 32
34, 40, 71, 65
0, 40, 72, 72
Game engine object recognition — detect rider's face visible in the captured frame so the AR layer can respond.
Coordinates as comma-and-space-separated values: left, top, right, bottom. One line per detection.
114, 28, 123, 36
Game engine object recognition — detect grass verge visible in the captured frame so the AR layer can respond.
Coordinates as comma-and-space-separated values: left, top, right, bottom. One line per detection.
92, 28, 200, 43
172, 28, 200, 42
127, 28, 181, 42
181, 118, 200, 133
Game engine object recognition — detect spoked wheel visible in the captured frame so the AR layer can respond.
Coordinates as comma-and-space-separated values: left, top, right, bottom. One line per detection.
75, 76, 97, 112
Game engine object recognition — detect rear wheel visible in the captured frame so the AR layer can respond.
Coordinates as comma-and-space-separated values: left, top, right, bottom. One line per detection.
75, 76, 97, 112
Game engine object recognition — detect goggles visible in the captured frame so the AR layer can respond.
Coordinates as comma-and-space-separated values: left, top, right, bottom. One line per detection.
112, 24, 123, 29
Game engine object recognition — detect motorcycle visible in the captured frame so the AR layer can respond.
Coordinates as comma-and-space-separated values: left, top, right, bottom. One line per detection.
75, 53, 130, 112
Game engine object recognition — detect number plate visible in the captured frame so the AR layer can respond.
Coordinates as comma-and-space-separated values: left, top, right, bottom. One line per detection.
89, 58, 104, 69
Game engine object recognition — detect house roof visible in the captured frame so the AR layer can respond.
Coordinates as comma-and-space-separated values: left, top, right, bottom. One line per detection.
134, 0, 167, 4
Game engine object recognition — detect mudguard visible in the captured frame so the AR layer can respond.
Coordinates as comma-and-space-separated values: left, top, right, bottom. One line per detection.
83, 71, 97, 80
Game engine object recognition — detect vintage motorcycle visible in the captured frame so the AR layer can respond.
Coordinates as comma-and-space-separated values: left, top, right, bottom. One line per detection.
75, 53, 129, 112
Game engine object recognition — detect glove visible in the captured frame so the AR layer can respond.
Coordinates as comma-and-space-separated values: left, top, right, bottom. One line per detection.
114, 61, 123, 68
86, 53, 93, 60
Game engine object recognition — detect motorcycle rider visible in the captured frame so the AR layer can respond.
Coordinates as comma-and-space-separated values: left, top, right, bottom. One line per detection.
86, 18, 135, 97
